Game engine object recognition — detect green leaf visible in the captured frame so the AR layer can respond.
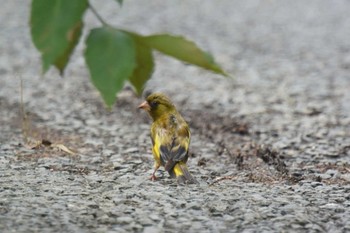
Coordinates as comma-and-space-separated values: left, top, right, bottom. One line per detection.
85, 27, 136, 107
129, 42, 154, 96
54, 21, 83, 75
141, 34, 227, 76
115, 0, 123, 6
30, 0, 87, 74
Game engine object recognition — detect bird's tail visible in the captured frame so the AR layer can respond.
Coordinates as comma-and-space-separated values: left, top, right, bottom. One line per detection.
168, 162, 198, 184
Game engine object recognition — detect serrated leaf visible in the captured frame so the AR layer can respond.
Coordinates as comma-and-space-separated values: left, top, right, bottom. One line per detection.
85, 27, 136, 107
142, 34, 227, 76
30, 0, 87, 74
129, 42, 154, 96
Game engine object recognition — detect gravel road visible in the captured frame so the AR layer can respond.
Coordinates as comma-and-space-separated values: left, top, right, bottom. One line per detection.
1, 0, 350, 232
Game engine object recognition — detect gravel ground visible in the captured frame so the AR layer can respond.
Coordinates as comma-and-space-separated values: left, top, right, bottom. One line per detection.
1, 0, 350, 232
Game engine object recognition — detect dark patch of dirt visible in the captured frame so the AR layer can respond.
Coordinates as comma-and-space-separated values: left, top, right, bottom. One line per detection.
185, 108, 350, 186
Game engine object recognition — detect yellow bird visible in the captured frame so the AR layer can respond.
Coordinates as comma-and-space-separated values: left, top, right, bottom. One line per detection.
138, 93, 197, 184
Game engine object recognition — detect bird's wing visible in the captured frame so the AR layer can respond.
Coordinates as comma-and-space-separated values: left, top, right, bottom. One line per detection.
161, 123, 190, 172
151, 114, 190, 170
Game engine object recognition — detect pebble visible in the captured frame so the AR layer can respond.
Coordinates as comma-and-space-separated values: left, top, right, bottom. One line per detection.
143, 226, 163, 233
341, 174, 350, 182
116, 216, 134, 224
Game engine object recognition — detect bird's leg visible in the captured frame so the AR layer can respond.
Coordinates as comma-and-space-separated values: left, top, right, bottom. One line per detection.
150, 163, 160, 181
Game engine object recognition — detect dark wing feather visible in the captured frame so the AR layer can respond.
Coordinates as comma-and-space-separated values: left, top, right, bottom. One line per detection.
163, 123, 190, 172
159, 144, 171, 165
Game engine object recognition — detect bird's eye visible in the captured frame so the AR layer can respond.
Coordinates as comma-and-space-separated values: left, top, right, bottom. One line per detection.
150, 101, 158, 108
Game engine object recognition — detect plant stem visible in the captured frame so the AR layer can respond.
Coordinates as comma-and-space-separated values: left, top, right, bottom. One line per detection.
19, 76, 29, 143
88, 1, 109, 26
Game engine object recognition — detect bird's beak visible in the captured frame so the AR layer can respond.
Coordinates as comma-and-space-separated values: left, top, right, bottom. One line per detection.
138, 101, 150, 111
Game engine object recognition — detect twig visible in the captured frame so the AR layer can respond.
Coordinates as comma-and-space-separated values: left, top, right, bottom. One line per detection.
88, 1, 109, 26
19, 77, 30, 143
209, 175, 236, 186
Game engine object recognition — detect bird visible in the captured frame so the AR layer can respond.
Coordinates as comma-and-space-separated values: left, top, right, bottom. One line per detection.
138, 92, 197, 184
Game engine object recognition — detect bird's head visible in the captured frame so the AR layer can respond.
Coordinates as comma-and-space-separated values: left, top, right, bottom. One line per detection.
138, 93, 176, 120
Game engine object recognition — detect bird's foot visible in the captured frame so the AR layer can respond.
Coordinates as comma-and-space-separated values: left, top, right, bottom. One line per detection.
149, 174, 157, 181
